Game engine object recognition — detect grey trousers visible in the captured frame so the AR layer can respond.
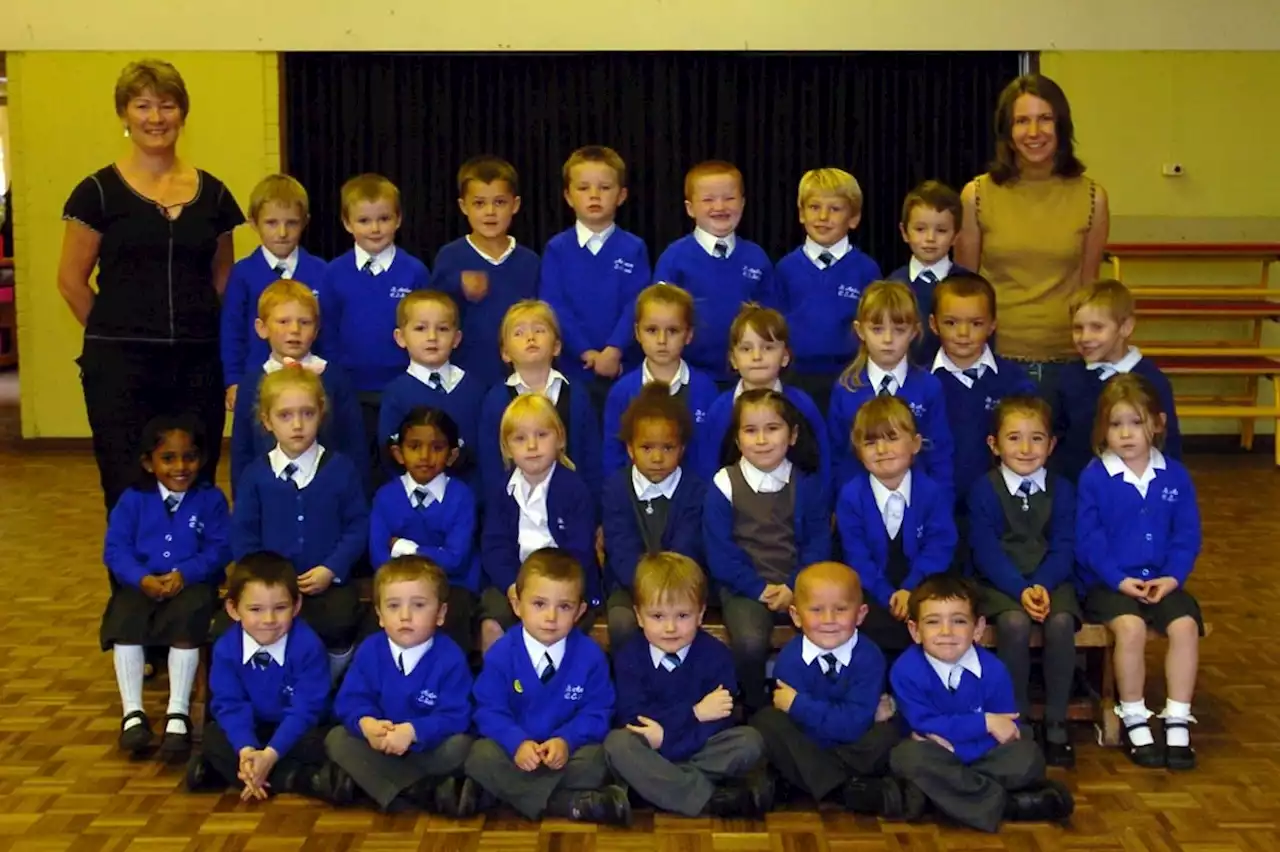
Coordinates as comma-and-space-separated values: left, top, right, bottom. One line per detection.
324, 727, 472, 810
890, 733, 1045, 833
603, 726, 763, 816
464, 738, 610, 820
750, 707, 900, 801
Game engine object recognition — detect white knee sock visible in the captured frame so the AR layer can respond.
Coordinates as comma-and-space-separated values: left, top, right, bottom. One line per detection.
328, 647, 354, 684
1160, 699, 1195, 747
1118, 699, 1153, 746
166, 647, 200, 734
114, 645, 145, 727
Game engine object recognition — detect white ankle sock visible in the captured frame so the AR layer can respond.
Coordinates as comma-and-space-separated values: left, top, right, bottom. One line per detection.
328, 647, 353, 684
1118, 699, 1153, 746
1160, 700, 1194, 747
165, 647, 200, 734
114, 645, 145, 727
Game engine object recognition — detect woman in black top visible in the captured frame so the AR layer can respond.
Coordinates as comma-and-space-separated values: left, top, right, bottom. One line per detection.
58, 59, 245, 512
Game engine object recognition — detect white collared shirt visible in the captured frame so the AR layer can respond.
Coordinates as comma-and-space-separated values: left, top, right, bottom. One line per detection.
714, 457, 793, 499
649, 643, 691, 670
866, 358, 909, 396
801, 632, 859, 675
506, 369, 568, 405
870, 471, 912, 539
508, 465, 557, 561
523, 628, 567, 677
642, 359, 691, 394
261, 246, 299, 278
932, 346, 999, 389
242, 632, 289, 666
159, 484, 185, 510
407, 361, 465, 394
575, 221, 616, 256
693, 227, 736, 258
632, 466, 683, 502
354, 244, 397, 276
268, 442, 324, 490
909, 256, 953, 284
804, 236, 851, 269
390, 469, 449, 556
1101, 448, 1167, 498
925, 645, 983, 691
1087, 345, 1144, 381
732, 377, 783, 400
466, 234, 517, 266
1000, 464, 1047, 497
388, 636, 434, 676
263, 353, 328, 375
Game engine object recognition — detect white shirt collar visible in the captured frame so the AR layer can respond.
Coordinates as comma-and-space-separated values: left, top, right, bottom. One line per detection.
642, 359, 691, 394
632, 466, 683, 502
932, 346, 998, 388
1101, 448, 1167, 497
870, 469, 913, 513
732, 378, 783, 400
268, 442, 324, 488
401, 470, 449, 506
407, 361, 465, 393
649, 643, 692, 668
801, 632, 859, 669
1088, 345, 1144, 379
261, 246, 299, 278
925, 645, 982, 689
523, 628, 568, 673
388, 636, 434, 676
575, 221, 616, 256
506, 368, 568, 405
693, 227, 735, 258
803, 236, 851, 268
158, 484, 185, 508
242, 631, 289, 666
508, 463, 554, 504
465, 234, 517, 266
908, 256, 953, 283
866, 358, 909, 395
263, 353, 328, 375
999, 464, 1047, 496
354, 243, 397, 275
737, 457, 792, 493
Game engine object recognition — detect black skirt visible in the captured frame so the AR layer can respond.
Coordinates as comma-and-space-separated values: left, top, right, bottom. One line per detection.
100, 582, 216, 650
1083, 586, 1204, 635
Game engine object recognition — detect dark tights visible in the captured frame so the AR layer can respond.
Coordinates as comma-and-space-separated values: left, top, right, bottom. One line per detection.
994, 610, 1077, 725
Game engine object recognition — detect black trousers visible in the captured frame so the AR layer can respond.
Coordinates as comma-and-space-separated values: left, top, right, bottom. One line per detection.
79, 339, 225, 514
200, 719, 328, 792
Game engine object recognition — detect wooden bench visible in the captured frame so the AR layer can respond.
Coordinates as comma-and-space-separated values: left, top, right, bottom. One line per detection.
1148, 350, 1280, 464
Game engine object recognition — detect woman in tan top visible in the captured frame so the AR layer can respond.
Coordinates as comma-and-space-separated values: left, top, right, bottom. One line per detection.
955, 74, 1109, 387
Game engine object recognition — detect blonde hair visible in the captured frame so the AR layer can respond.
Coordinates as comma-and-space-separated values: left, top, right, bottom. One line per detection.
516, 548, 584, 599
257, 280, 319, 322
500, 299, 561, 349
794, 562, 864, 608
114, 59, 189, 118
635, 283, 695, 328
852, 395, 918, 448
397, 290, 459, 328
1092, 373, 1166, 455
248, 174, 310, 221
499, 394, 575, 471
563, 145, 628, 189
374, 555, 448, 607
684, 160, 744, 200
797, 168, 863, 215
838, 280, 922, 389
257, 368, 327, 422
340, 173, 401, 219
1069, 278, 1135, 324
633, 552, 707, 609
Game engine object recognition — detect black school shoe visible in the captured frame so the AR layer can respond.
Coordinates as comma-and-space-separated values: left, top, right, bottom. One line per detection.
705, 770, 774, 818
303, 763, 356, 806
842, 777, 902, 817
1042, 722, 1076, 769
1121, 720, 1165, 768
1003, 779, 1074, 823
118, 711, 154, 753
545, 785, 631, 825
158, 713, 193, 759
1163, 720, 1197, 771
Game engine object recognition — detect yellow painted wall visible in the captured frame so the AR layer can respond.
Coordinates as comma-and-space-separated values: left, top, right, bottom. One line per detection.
9, 52, 278, 438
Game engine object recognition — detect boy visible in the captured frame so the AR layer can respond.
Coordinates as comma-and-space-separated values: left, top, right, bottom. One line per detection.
465, 548, 629, 825
187, 552, 348, 804
541, 146, 652, 412
229, 280, 366, 493
1052, 279, 1182, 483
888, 181, 971, 366
325, 556, 475, 814
773, 168, 881, 413
750, 562, 904, 814
431, 156, 541, 389
221, 174, 328, 412
601, 283, 718, 475
605, 552, 770, 817
654, 161, 775, 385
889, 575, 1074, 832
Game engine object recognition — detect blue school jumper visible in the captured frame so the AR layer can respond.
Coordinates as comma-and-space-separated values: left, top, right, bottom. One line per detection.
231, 451, 370, 583
334, 632, 473, 752
828, 366, 954, 496
601, 366, 718, 476
1074, 454, 1200, 593
774, 245, 881, 376
835, 471, 957, 608
887, 261, 972, 366
693, 384, 832, 492
104, 483, 232, 587
540, 226, 651, 387
652, 235, 776, 381
772, 632, 886, 749
369, 476, 480, 593
890, 645, 1016, 765
601, 467, 705, 594
430, 238, 541, 389
967, 471, 1077, 598
612, 631, 737, 762
318, 248, 431, 393
472, 627, 614, 757
377, 368, 487, 487
219, 248, 329, 390
208, 620, 331, 756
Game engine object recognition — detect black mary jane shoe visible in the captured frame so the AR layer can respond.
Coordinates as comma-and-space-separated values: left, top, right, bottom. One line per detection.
158, 713, 193, 758
1162, 720, 1197, 771
118, 710, 154, 753
1121, 720, 1165, 769
1043, 722, 1076, 769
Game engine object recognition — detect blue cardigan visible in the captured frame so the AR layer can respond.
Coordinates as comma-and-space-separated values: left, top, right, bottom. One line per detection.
473, 626, 614, 757
703, 467, 832, 599
835, 471, 957, 608
886, 261, 973, 366
601, 366, 719, 476
104, 483, 231, 588
334, 632, 473, 753
967, 471, 1077, 598
774, 245, 881, 375
369, 476, 480, 592
773, 632, 886, 750
601, 467, 705, 594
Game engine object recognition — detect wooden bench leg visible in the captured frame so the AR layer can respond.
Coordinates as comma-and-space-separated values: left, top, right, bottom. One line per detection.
1273, 378, 1280, 468
1099, 644, 1120, 747
1241, 376, 1258, 450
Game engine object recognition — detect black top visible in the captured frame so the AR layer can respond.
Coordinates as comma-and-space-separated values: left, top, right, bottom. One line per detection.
63, 166, 244, 343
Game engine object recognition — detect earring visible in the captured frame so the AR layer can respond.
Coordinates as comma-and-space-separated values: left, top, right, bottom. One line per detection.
123, 127, 130, 138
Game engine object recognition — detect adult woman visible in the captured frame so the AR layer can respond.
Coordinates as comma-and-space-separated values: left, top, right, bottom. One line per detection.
59, 60, 244, 512
955, 74, 1109, 388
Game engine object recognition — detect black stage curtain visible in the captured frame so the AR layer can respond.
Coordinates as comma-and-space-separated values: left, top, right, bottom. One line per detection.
284, 52, 1019, 272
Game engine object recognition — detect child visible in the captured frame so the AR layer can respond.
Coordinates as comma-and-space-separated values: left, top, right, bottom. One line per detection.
104, 414, 230, 756
773, 168, 881, 413
229, 280, 365, 493
477, 299, 602, 502
605, 553, 771, 817
1053, 279, 1182, 483
480, 394, 601, 652
371, 408, 480, 651
431, 155, 540, 389
378, 291, 486, 486
231, 368, 369, 678
602, 283, 718, 475
187, 553, 345, 803
889, 575, 1074, 832
750, 563, 904, 815
465, 549, 629, 825
1075, 374, 1202, 770
326, 556, 475, 814
541, 145, 652, 411
888, 180, 972, 366
828, 280, 954, 496
601, 385, 707, 648
220, 174, 328, 412
653, 160, 776, 384
968, 396, 1079, 767
695, 304, 831, 490
836, 397, 956, 659
703, 388, 832, 713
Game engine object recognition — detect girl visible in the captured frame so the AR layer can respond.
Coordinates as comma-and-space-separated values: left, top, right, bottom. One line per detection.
103, 414, 231, 756
370, 407, 479, 651
703, 388, 832, 713
827, 280, 954, 496
479, 394, 600, 652
1075, 374, 1201, 770
231, 368, 369, 680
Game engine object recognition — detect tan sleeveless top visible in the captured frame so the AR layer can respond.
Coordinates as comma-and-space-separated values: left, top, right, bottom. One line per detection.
975, 173, 1097, 360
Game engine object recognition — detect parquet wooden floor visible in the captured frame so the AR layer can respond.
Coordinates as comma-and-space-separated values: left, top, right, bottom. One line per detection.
1, 390, 1276, 850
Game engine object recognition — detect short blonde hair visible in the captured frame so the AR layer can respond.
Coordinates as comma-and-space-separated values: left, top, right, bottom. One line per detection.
341, 173, 401, 220
499, 394, 575, 470
563, 146, 628, 189
115, 59, 189, 118
633, 552, 707, 608
852, 395, 918, 447
397, 290, 459, 328
500, 299, 561, 348
684, 160, 744, 200
257, 367, 327, 422
1069, 279, 1135, 323
797, 168, 863, 215
516, 548, 584, 599
374, 555, 449, 607
635, 283, 695, 328
257, 280, 319, 322
248, 174, 310, 222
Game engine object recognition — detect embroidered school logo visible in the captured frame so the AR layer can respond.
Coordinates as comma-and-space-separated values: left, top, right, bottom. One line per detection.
556, 517, 566, 532
416, 689, 437, 707
1161, 487, 1180, 503
389, 285, 413, 300
984, 395, 999, 412
908, 402, 926, 418
613, 258, 635, 274
693, 409, 707, 424
916, 525, 925, 540
281, 684, 295, 705
742, 266, 763, 282
837, 285, 861, 300
564, 685, 585, 701
187, 514, 204, 534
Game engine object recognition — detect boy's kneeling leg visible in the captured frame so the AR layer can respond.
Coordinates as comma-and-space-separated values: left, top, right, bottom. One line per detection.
890, 738, 1005, 833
